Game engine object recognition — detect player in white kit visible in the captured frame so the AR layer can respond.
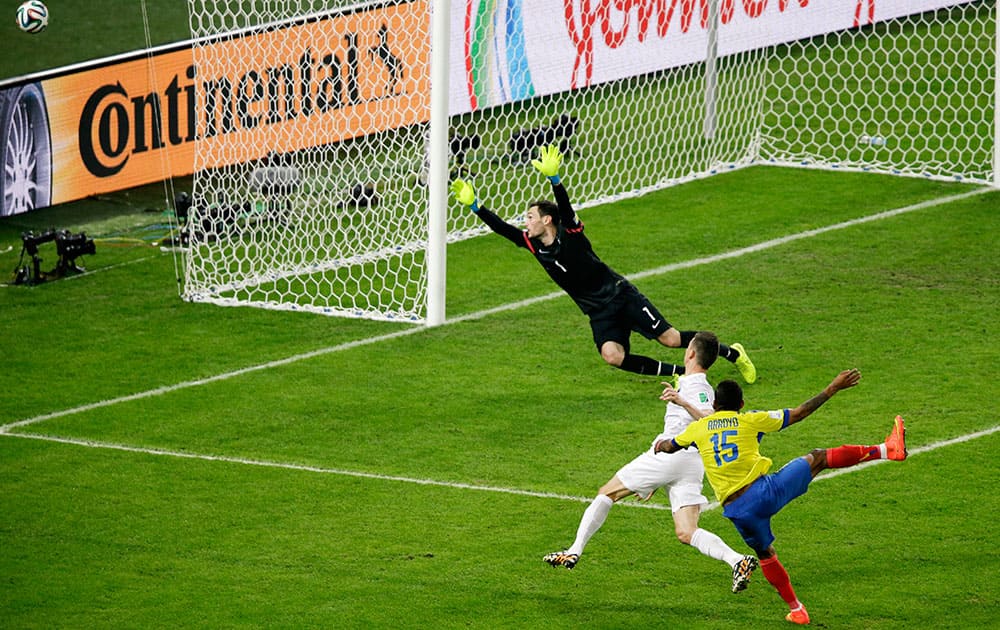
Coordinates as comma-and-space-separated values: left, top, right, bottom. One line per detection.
542, 331, 758, 593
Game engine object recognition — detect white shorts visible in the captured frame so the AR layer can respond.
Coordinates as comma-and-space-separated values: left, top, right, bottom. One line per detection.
615, 447, 708, 512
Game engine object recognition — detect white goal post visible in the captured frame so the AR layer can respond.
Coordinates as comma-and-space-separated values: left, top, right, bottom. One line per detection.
182, 0, 997, 324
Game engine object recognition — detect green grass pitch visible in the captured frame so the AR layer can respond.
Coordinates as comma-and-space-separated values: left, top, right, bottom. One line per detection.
2, 3, 999, 629
1, 165, 998, 628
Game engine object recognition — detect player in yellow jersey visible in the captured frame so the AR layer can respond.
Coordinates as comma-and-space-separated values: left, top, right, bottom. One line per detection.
655, 369, 907, 625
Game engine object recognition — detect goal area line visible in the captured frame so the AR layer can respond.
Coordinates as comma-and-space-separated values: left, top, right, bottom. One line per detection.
0, 185, 990, 435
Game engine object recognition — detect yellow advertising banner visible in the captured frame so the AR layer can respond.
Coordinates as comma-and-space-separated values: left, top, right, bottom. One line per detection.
0, 2, 429, 216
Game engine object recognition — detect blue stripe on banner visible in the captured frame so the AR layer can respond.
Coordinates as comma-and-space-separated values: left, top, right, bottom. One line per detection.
504, 0, 533, 101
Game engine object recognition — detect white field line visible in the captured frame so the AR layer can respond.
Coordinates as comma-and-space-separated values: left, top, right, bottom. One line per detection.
58, 255, 161, 282
0, 255, 157, 288
5, 424, 998, 512
0, 185, 992, 435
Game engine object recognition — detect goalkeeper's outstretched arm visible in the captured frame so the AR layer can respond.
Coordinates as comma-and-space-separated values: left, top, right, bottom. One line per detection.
550, 181, 577, 227
450, 179, 524, 245
532, 145, 577, 227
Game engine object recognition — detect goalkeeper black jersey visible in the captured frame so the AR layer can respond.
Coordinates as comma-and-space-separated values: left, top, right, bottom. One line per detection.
474, 182, 627, 314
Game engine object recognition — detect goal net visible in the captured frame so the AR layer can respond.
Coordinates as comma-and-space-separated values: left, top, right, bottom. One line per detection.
182, 0, 996, 322
182, 1, 434, 322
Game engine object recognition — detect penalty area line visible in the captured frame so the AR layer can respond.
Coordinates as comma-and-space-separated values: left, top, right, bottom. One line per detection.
1, 186, 990, 433
3, 424, 998, 512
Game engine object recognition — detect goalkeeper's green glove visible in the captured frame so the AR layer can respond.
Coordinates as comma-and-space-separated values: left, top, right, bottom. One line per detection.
450, 179, 479, 213
531, 144, 562, 184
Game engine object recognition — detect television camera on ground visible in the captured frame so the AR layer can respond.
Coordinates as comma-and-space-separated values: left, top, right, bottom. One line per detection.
13, 228, 96, 285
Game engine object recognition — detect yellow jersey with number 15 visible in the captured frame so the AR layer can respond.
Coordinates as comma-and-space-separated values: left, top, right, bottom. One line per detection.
671, 408, 790, 503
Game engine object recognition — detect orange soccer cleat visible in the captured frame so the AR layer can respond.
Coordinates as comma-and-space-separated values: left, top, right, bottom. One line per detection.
886, 415, 908, 461
785, 605, 810, 625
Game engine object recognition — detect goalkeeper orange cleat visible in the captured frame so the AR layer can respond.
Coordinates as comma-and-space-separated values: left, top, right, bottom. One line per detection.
886, 415, 908, 461
785, 605, 810, 625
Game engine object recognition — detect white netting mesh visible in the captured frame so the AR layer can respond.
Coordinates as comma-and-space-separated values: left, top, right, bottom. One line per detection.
759, 1, 995, 182
183, 0, 995, 322
183, 1, 432, 321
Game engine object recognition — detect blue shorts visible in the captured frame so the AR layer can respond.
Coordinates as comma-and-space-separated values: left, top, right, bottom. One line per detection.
722, 457, 813, 555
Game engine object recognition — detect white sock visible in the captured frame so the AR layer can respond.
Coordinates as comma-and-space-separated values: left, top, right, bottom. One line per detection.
878, 443, 887, 458
566, 494, 614, 555
690, 527, 744, 567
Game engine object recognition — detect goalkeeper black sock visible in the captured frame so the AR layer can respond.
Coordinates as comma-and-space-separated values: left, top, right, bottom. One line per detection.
678, 330, 698, 348
663, 362, 685, 376
618, 354, 681, 376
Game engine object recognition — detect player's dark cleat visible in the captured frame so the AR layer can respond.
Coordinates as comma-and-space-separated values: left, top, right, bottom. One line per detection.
731, 555, 758, 593
543, 550, 579, 569
785, 605, 810, 625
731, 343, 757, 384
886, 415, 907, 461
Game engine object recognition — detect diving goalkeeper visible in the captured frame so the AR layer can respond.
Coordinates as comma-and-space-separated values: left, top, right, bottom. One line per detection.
449, 145, 756, 381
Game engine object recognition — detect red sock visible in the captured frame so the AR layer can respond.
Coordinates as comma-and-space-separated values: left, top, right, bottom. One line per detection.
826, 444, 881, 468
759, 555, 799, 608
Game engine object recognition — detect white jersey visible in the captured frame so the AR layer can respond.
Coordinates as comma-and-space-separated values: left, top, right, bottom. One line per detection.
618, 372, 715, 508
651, 372, 714, 448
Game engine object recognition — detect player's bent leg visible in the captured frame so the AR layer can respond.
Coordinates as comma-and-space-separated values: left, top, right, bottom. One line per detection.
556, 494, 615, 567
806, 448, 828, 477
672, 504, 701, 545
598, 476, 634, 501
675, 497, 752, 593
771, 458, 814, 508
686, 522, 758, 592
821, 417, 906, 470
759, 553, 806, 622
545, 479, 633, 570
655, 327, 682, 348
599, 340, 626, 366
618, 354, 675, 375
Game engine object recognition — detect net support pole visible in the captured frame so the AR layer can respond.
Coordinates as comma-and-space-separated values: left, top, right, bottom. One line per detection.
426, 0, 451, 326
703, 0, 719, 140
